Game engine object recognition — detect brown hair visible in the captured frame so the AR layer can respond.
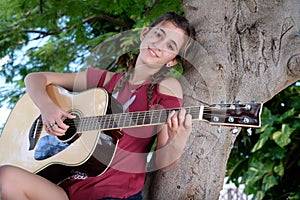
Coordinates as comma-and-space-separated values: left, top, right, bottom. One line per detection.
113, 12, 195, 105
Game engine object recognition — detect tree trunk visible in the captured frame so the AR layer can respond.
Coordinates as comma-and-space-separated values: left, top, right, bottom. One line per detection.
144, 0, 300, 199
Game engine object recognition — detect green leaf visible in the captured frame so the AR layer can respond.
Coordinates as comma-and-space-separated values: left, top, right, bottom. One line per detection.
274, 161, 284, 176
264, 145, 286, 160
226, 158, 248, 185
272, 124, 294, 148
262, 174, 277, 192
277, 108, 295, 122
251, 126, 274, 152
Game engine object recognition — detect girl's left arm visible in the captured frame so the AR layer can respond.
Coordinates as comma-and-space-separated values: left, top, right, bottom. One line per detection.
155, 78, 192, 171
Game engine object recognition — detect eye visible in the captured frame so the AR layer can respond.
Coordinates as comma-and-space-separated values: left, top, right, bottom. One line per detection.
167, 43, 175, 51
154, 30, 162, 39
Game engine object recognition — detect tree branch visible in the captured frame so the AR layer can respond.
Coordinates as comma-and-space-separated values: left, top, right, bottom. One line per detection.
144, 0, 161, 16
83, 15, 132, 29
40, 0, 43, 14
23, 14, 132, 39
24, 30, 61, 36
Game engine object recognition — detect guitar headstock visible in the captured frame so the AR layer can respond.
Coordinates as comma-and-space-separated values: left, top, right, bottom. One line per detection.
202, 103, 263, 128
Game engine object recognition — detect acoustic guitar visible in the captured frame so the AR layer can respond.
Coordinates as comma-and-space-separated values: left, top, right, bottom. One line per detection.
0, 85, 262, 184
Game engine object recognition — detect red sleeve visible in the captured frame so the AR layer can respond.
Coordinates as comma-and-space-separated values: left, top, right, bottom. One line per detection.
157, 93, 183, 109
86, 67, 107, 89
150, 86, 183, 110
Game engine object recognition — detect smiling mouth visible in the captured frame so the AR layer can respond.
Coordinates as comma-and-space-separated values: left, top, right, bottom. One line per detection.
148, 47, 159, 57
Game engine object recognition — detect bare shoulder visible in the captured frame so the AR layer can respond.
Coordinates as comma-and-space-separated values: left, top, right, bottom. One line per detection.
158, 77, 183, 98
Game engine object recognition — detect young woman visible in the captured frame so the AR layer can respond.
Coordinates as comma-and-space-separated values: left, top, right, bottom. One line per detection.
0, 12, 195, 200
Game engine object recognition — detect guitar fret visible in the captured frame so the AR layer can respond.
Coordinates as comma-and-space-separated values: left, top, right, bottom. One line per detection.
135, 112, 139, 126
88, 117, 92, 130
130, 112, 134, 127
89, 116, 94, 131
140, 112, 145, 125
115, 114, 121, 129
126, 113, 130, 127
123, 113, 128, 128
150, 110, 154, 124
108, 115, 113, 129
113, 114, 118, 129
158, 110, 162, 124
151, 111, 157, 124
97, 117, 101, 129
88, 117, 93, 131
120, 113, 126, 128
152, 110, 160, 124
81, 117, 86, 132
102, 115, 108, 129
124, 113, 128, 127
108, 115, 112, 129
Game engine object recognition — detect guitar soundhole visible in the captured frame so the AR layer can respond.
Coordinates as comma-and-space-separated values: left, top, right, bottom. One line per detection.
34, 110, 82, 161
58, 110, 82, 142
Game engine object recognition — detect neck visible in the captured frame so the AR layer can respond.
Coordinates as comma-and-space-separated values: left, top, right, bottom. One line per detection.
131, 58, 161, 84
130, 68, 151, 85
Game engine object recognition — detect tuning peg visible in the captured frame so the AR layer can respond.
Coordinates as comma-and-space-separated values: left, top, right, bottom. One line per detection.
229, 104, 236, 109
220, 100, 227, 104
231, 127, 239, 135
245, 104, 252, 110
247, 128, 252, 136
251, 100, 257, 104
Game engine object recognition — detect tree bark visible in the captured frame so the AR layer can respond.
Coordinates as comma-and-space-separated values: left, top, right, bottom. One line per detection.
144, 0, 300, 199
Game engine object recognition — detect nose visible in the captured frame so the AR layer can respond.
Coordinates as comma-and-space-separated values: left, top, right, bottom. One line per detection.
151, 40, 165, 52
149, 43, 160, 55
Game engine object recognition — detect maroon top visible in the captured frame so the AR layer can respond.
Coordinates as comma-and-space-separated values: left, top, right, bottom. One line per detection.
65, 67, 183, 199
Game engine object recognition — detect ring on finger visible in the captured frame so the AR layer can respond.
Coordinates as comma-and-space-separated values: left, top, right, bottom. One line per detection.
49, 123, 56, 127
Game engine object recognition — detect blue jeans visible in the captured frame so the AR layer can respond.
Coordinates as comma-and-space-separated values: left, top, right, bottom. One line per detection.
100, 191, 142, 200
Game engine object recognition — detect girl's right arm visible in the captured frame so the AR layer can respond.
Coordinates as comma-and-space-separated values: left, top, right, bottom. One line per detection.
24, 71, 87, 136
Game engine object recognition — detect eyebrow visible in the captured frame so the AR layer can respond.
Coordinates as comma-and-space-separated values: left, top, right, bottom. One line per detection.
159, 28, 178, 51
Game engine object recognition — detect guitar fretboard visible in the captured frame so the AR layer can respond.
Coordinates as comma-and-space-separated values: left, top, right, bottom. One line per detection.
78, 106, 204, 131
74, 103, 261, 132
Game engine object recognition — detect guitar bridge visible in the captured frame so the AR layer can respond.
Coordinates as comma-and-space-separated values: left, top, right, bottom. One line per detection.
28, 115, 43, 150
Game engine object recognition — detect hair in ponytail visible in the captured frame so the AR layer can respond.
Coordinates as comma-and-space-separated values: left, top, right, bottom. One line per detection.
112, 54, 137, 94
147, 65, 170, 105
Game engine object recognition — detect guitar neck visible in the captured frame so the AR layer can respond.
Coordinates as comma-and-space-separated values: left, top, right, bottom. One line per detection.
77, 103, 262, 132
78, 106, 202, 132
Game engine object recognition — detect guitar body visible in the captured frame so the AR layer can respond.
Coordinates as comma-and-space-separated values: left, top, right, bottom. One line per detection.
0, 85, 118, 184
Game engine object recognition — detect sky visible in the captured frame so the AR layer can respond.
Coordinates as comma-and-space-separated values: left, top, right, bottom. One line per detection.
0, 34, 50, 130
0, 103, 10, 128
0, 56, 11, 128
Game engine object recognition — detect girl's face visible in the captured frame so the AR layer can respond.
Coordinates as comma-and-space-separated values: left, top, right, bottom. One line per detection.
138, 21, 187, 70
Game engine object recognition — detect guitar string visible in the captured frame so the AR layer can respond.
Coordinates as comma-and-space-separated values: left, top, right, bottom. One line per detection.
34, 116, 254, 134
34, 105, 256, 131
35, 114, 253, 132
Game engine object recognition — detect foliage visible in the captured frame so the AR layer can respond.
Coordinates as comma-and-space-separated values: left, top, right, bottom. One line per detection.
227, 83, 300, 199
2, 1, 299, 198
0, 0, 184, 108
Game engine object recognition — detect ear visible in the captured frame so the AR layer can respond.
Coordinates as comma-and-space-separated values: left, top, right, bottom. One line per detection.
166, 58, 179, 67
140, 28, 149, 41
